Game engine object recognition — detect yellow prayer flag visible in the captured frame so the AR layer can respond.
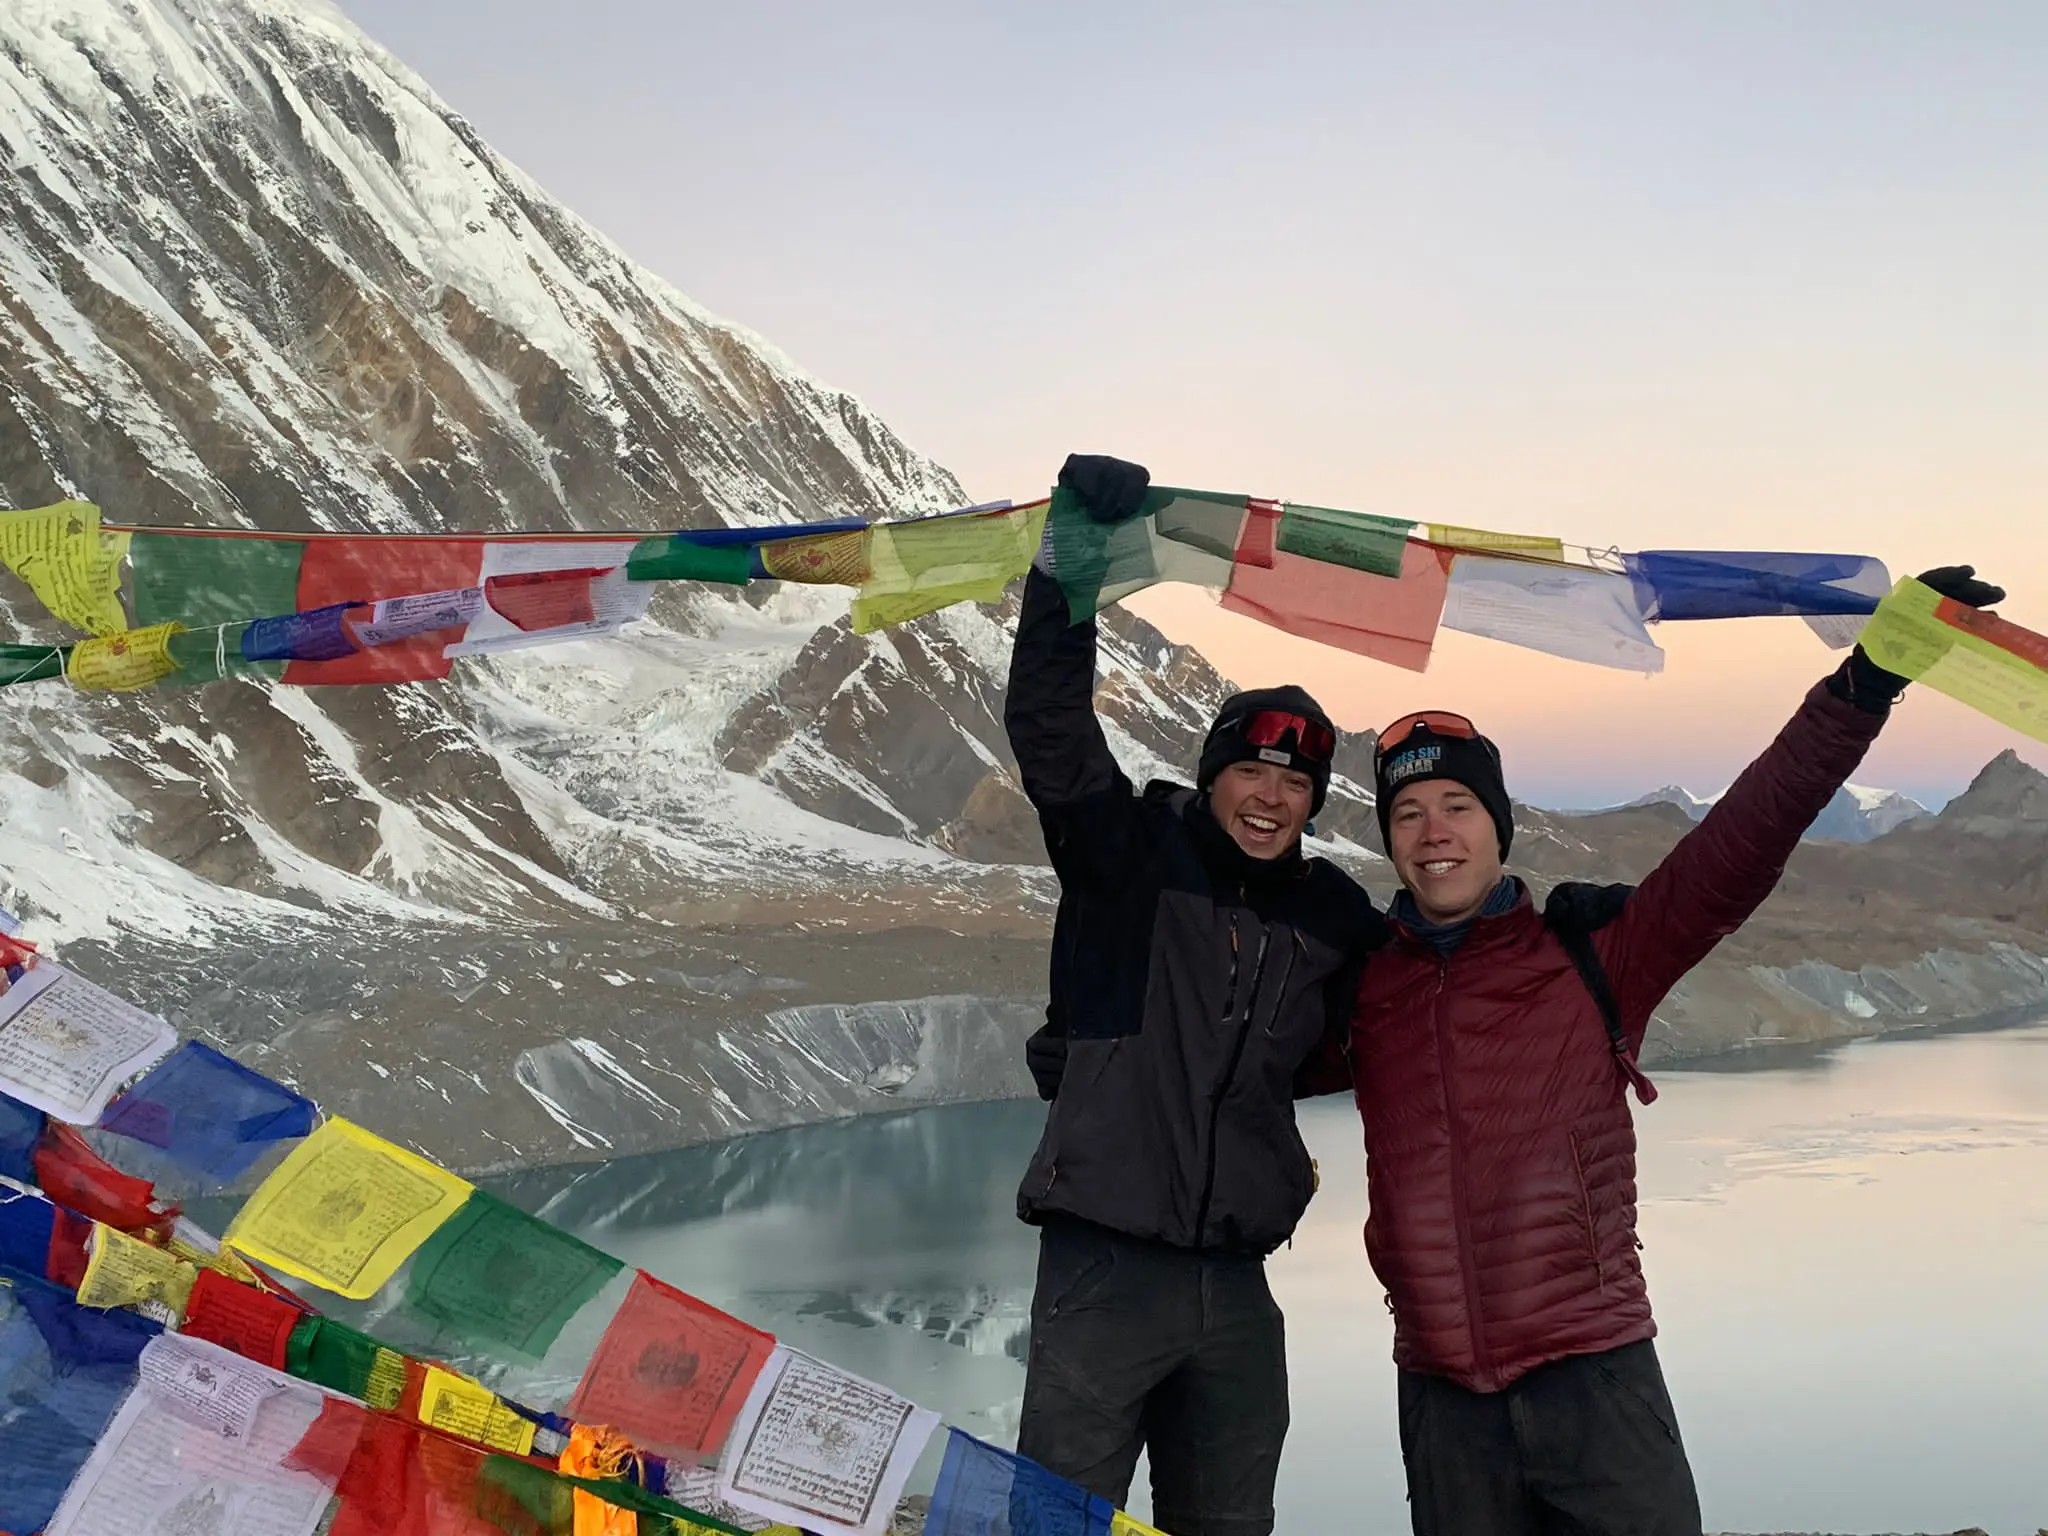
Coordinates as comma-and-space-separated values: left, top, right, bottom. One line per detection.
850, 502, 1049, 634
759, 527, 872, 585
224, 1117, 473, 1300
1111, 1515, 1169, 1536
1860, 578, 2048, 743
1426, 524, 1567, 562
418, 1366, 539, 1456
66, 622, 182, 690
76, 1225, 198, 1315
0, 501, 131, 636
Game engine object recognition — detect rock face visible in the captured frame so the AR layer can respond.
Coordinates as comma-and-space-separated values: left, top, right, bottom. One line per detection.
2, 0, 2044, 1176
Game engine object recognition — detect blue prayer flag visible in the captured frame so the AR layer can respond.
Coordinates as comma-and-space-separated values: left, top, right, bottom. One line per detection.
99, 1041, 317, 1184
926, 1429, 1115, 1536
0, 1190, 54, 1274
1626, 551, 1891, 622
241, 600, 363, 662
0, 1091, 44, 1184
0, 1272, 156, 1532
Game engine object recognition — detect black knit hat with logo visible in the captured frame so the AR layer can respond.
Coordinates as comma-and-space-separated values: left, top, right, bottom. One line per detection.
1374, 726, 1515, 858
1197, 685, 1337, 816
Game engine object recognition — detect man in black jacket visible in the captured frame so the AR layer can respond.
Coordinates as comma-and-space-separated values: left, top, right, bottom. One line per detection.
1008, 454, 1385, 1536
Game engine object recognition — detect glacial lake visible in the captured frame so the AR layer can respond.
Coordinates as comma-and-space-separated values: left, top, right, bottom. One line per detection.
491, 1022, 2048, 1535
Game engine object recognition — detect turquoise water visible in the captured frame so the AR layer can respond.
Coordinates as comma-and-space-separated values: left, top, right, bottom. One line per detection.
493, 1023, 2048, 1535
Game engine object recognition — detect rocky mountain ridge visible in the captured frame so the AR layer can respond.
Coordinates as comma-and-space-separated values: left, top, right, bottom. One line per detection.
0, 0, 2043, 1175
1598, 781, 1930, 843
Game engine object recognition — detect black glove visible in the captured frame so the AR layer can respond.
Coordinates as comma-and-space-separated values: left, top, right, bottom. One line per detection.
1915, 564, 2006, 609
1833, 563, 2006, 711
1058, 454, 1151, 525
1024, 1023, 1067, 1102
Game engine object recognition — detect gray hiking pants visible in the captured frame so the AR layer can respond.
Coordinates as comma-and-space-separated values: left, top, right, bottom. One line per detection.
1016, 1218, 1289, 1536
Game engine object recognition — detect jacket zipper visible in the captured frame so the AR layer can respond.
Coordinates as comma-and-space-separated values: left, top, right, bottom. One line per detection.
1261, 931, 1304, 1037
1194, 902, 1271, 1246
1431, 956, 1494, 1383
1569, 1128, 1605, 1294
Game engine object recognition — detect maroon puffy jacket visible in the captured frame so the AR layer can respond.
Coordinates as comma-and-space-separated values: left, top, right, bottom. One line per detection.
1341, 679, 1884, 1392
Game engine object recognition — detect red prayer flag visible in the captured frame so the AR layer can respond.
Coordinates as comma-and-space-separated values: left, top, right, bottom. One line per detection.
47, 1206, 92, 1289
182, 1268, 301, 1368
482, 568, 605, 632
33, 1123, 173, 1235
567, 1270, 775, 1459
1221, 539, 1452, 672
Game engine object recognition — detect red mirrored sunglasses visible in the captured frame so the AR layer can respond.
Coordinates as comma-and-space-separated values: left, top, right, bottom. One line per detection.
1238, 709, 1335, 763
1376, 710, 1479, 759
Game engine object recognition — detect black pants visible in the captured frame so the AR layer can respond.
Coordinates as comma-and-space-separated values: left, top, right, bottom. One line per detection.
1398, 1339, 1703, 1536
1016, 1219, 1288, 1536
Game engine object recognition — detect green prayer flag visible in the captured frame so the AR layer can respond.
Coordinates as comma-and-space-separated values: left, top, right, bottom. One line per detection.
478, 1456, 750, 1536
1046, 486, 1246, 622
624, 537, 753, 585
1273, 503, 1412, 577
403, 1191, 623, 1360
284, 1315, 407, 1409
0, 642, 69, 685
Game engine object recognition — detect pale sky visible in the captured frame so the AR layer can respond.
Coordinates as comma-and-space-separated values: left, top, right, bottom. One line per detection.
340, 0, 2046, 807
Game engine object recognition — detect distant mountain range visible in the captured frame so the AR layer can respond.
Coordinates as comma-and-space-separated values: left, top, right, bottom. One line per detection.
1587, 782, 1931, 844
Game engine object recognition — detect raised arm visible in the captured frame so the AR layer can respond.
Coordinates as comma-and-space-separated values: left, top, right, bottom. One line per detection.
1003, 456, 1157, 892
1599, 566, 2006, 1042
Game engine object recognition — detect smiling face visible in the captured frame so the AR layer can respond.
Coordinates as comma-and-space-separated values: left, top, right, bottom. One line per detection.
1387, 778, 1504, 924
1208, 759, 1315, 859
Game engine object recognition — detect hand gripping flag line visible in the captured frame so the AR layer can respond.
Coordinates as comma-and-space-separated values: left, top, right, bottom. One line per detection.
1859, 577, 2048, 744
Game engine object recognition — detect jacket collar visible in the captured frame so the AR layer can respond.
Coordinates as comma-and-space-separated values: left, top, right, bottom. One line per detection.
1387, 876, 1533, 956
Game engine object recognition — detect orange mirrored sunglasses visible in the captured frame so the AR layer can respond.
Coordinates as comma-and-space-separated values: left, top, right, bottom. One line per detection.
1376, 710, 1479, 759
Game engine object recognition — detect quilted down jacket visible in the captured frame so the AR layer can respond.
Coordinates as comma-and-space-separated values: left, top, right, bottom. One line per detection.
1336, 675, 1886, 1391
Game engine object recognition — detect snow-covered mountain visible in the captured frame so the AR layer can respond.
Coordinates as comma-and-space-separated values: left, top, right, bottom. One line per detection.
1597, 782, 1928, 843
0, 0, 1385, 1168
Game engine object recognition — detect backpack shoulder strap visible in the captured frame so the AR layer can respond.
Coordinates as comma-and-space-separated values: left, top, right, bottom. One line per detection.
1543, 882, 1658, 1105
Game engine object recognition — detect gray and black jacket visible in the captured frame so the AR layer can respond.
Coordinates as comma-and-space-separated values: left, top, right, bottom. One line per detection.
1006, 567, 1385, 1257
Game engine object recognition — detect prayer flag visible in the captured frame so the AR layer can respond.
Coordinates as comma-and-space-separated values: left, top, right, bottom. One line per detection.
1110, 1516, 1168, 1536
1044, 486, 1250, 621
99, 1040, 317, 1185
33, 1122, 171, 1234
925, 1429, 1114, 1536
404, 1190, 622, 1360
850, 501, 1049, 633
1426, 524, 1567, 561
1625, 550, 1891, 621
716, 1346, 940, 1536
224, 1117, 474, 1299
181, 1267, 303, 1369
0, 640, 68, 683
0, 502, 130, 636
568, 1270, 775, 1460
121, 529, 655, 685
64, 621, 182, 689
757, 526, 871, 585
284, 1314, 409, 1408
74, 1223, 198, 1316
1271, 504, 1413, 577
0, 1187, 55, 1273
1221, 539, 1453, 671
0, 1090, 44, 1183
1441, 556, 1665, 673
418, 1364, 539, 1456
0, 960, 178, 1123
42, 1335, 333, 1536
0, 1273, 156, 1534
1859, 579, 2048, 743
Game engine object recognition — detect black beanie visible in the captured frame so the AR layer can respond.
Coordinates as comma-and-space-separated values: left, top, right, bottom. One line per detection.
1374, 726, 1514, 858
1197, 685, 1337, 816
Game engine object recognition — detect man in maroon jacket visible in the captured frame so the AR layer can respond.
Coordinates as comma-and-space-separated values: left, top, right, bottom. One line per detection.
1319, 566, 2004, 1536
